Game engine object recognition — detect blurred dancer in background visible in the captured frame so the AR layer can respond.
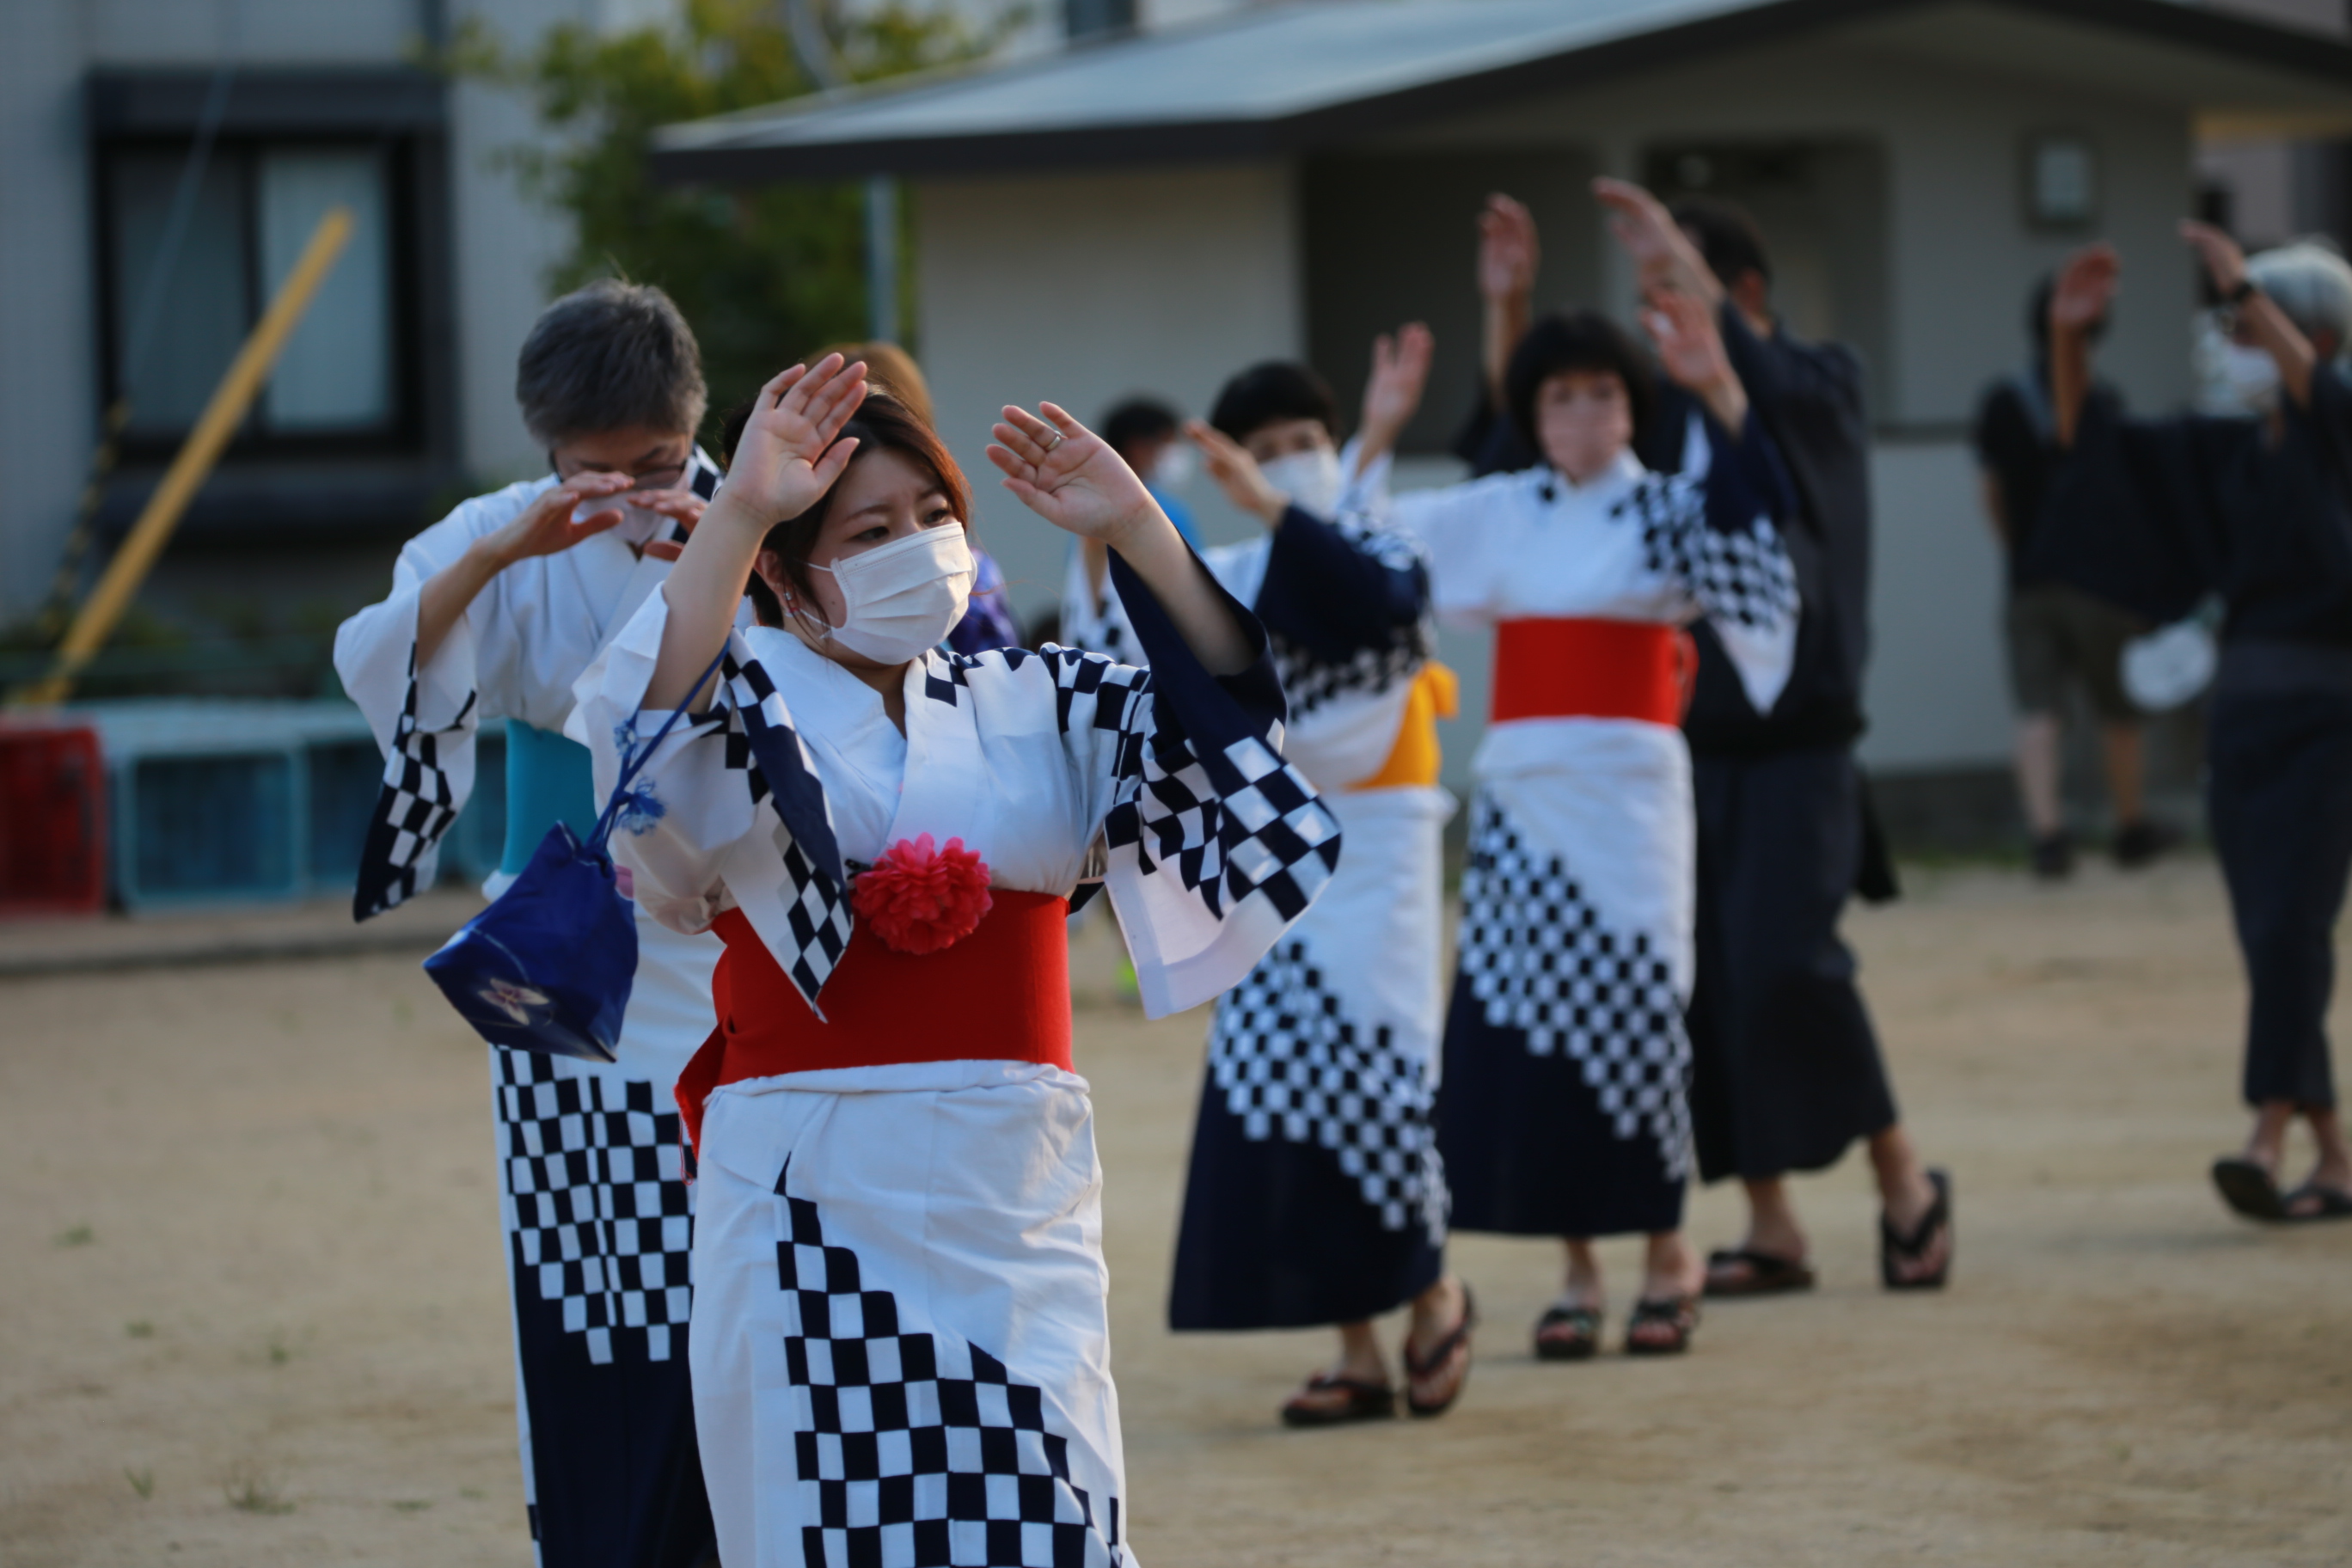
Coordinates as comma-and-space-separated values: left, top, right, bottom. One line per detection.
1375, 283, 1800, 1358
1165, 330, 1476, 1425
1974, 282, 2174, 878
2042, 228, 2352, 1224
1587, 181, 1952, 1298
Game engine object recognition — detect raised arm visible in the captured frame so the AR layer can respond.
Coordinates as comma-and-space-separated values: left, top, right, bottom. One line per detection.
990, 403, 1253, 675
646, 355, 869, 710
1646, 285, 1749, 436
2183, 219, 2318, 410
2048, 244, 2120, 448
1478, 195, 1540, 411
1351, 322, 1434, 476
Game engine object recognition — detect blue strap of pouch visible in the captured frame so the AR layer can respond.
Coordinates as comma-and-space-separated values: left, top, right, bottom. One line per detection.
423, 647, 729, 1062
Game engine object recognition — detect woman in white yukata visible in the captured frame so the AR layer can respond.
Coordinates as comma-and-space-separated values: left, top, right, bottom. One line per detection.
1380, 292, 1800, 1360
575, 358, 1338, 1567
334, 281, 725, 1566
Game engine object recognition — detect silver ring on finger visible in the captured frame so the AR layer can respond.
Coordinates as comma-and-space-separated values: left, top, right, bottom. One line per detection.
1043, 431, 1064, 450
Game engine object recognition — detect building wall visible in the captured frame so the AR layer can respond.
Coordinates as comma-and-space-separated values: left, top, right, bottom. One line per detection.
911, 162, 1303, 619
0, 0, 611, 627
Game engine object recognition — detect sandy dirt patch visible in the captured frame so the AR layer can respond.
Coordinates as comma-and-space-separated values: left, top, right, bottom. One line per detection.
1, 855, 2346, 1565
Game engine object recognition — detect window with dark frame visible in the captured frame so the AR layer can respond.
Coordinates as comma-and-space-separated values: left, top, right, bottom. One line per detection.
95, 133, 424, 458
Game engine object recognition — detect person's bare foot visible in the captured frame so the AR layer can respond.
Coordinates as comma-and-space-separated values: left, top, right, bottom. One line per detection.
1280, 1322, 1393, 1424
1402, 1276, 1474, 1414
1627, 1231, 1703, 1351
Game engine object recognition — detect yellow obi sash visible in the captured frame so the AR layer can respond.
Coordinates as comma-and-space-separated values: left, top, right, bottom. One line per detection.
1351, 663, 1457, 791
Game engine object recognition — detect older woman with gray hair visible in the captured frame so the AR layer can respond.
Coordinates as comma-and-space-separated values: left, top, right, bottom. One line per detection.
334, 279, 726, 1565
2044, 225, 2352, 1225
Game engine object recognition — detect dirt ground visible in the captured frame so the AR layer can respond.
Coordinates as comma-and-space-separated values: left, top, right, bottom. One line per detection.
2, 854, 2348, 1566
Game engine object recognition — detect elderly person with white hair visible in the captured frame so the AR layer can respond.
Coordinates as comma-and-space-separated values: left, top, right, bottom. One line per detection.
2044, 224, 2352, 1224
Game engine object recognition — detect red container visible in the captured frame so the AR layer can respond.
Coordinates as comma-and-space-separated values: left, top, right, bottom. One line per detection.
0, 722, 107, 917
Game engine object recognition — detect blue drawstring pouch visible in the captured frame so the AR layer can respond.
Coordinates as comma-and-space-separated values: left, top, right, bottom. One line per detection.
423, 651, 723, 1062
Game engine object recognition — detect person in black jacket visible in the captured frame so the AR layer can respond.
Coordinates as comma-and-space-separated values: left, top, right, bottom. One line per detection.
1584, 180, 1951, 1293
2043, 228, 2352, 1222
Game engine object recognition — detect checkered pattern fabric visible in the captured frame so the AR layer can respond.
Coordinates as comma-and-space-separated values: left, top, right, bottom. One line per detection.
1110, 720, 1335, 925
1271, 630, 1428, 725
713, 651, 854, 1009
495, 1050, 695, 1364
1209, 938, 1447, 1235
1615, 474, 1798, 633
1456, 796, 1693, 1180
353, 651, 473, 919
775, 1173, 1125, 1568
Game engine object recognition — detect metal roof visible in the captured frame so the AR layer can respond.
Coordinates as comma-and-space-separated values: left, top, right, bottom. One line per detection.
652, 0, 2352, 181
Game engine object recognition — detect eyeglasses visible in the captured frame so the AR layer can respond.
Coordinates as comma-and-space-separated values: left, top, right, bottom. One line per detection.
549, 451, 690, 490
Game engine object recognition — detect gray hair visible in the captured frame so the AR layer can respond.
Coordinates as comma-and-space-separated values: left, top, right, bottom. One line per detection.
2248, 238, 2352, 357
515, 279, 708, 446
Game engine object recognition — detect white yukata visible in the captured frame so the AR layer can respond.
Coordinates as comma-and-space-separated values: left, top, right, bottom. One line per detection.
1387, 414, 1798, 1239
573, 553, 1339, 1567
333, 451, 726, 1567
1150, 496, 1459, 1331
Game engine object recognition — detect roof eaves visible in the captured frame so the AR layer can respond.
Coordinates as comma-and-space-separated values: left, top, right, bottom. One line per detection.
649, 0, 2352, 185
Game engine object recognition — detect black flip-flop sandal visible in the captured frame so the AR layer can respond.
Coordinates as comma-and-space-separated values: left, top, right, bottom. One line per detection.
1403, 1285, 1477, 1418
1533, 1303, 1602, 1361
2280, 1182, 2352, 1222
2211, 1156, 2288, 1222
1882, 1167, 1954, 1290
1703, 1247, 1816, 1298
1624, 1295, 1700, 1356
1279, 1372, 1396, 1428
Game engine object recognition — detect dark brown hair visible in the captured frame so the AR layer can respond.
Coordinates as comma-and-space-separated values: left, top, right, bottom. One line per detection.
720, 390, 972, 627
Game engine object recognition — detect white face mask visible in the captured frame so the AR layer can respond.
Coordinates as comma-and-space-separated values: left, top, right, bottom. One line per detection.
1150, 444, 1197, 492
1257, 447, 1344, 520
2194, 318, 2282, 416
802, 524, 975, 665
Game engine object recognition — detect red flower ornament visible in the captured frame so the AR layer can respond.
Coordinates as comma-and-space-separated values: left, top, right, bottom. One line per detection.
851, 834, 994, 955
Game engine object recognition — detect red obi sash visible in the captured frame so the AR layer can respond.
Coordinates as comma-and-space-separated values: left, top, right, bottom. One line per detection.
1490, 617, 1697, 726
675, 891, 1072, 1154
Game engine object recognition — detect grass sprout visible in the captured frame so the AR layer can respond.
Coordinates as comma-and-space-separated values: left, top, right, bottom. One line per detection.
222, 1462, 293, 1516
125, 1467, 154, 1499
53, 1224, 94, 1247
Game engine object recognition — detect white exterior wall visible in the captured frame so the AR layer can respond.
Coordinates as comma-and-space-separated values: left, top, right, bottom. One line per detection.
0, 0, 616, 621
908, 38, 2202, 778
911, 162, 1302, 619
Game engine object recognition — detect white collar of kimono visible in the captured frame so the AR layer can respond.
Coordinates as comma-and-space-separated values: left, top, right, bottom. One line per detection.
743, 628, 996, 872
1547, 449, 1645, 497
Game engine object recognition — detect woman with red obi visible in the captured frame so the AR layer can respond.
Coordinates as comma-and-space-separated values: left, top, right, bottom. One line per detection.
572, 355, 1338, 1567
1381, 294, 1799, 1360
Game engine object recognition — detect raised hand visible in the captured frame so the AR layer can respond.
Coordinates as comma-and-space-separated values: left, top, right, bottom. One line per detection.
1361, 322, 1434, 459
2050, 243, 2121, 337
1185, 419, 1287, 525
720, 354, 869, 528
1645, 285, 1748, 432
632, 487, 709, 562
988, 403, 1159, 542
1478, 194, 1540, 303
481, 471, 636, 567
1594, 176, 1721, 304
2180, 220, 2249, 299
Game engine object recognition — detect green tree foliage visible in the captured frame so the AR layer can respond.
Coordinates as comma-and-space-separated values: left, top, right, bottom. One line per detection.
449, 0, 1014, 431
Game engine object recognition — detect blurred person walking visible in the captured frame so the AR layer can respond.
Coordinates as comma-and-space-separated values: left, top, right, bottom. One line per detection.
1163, 334, 1476, 1424
2043, 229, 2352, 1223
334, 281, 723, 1565
1368, 286, 1801, 1358
1974, 282, 2175, 878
